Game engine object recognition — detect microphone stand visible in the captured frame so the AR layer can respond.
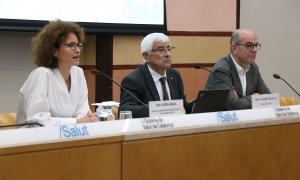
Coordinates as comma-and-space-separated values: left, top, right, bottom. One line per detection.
0, 121, 44, 128
281, 78, 300, 97
273, 74, 300, 97
91, 69, 149, 109
194, 65, 251, 102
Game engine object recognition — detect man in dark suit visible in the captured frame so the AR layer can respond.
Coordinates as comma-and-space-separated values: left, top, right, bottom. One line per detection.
119, 33, 193, 118
205, 28, 271, 110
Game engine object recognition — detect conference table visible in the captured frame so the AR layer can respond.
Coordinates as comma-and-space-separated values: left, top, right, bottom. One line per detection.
1, 105, 300, 180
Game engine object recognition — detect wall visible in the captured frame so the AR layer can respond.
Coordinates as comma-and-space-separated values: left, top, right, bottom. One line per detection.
0, 33, 96, 113
240, 0, 300, 101
0, 32, 36, 113
0, 0, 238, 112
166, 0, 236, 31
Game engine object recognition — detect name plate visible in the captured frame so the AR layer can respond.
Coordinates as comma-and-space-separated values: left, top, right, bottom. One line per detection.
274, 106, 300, 118
149, 99, 183, 117
251, 93, 280, 109
141, 117, 175, 130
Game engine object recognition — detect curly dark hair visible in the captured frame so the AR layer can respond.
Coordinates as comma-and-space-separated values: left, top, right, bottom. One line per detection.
32, 20, 85, 68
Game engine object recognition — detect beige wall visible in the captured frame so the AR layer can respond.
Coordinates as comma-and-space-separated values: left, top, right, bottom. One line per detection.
113, 67, 210, 102
169, 36, 229, 63
113, 36, 230, 65
80, 35, 96, 65
113, 35, 143, 65
166, 0, 236, 31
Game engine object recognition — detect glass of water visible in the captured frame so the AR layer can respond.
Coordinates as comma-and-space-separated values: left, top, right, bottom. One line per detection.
119, 111, 132, 120
96, 105, 115, 121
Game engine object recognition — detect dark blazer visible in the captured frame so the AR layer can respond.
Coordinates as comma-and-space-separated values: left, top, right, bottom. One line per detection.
205, 54, 271, 110
120, 63, 192, 118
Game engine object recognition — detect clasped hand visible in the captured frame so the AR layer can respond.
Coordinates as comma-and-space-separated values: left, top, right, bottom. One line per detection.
76, 111, 97, 123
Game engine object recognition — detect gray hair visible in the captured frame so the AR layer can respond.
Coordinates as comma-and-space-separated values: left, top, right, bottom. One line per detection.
141, 33, 170, 61
230, 31, 240, 44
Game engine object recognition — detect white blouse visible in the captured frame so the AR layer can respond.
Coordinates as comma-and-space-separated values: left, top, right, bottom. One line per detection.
16, 66, 90, 127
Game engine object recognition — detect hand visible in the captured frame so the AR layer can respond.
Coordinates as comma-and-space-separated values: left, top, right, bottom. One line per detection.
76, 111, 97, 123
88, 111, 97, 121
232, 90, 238, 97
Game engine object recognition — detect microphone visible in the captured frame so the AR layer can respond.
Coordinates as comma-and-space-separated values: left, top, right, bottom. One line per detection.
194, 65, 251, 102
273, 73, 300, 97
91, 69, 149, 109
0, 121, 44, 129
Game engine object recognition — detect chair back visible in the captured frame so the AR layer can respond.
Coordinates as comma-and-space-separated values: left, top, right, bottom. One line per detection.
0, 113, 16, 130
280, 96, 298, 106
112, 105, 119, 120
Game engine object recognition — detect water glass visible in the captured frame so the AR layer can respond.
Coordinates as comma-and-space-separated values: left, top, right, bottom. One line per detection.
96, 106, 115, 121
119, 111, 133, 120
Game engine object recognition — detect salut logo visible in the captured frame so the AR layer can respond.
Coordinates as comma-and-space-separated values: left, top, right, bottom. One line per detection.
217, 112, 238, 123
60, 124, 90, 138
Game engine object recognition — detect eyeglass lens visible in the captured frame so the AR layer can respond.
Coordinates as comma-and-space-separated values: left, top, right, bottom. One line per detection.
236, 42, 261, 50
61, 43, 83, 51
152, 46, 175, 53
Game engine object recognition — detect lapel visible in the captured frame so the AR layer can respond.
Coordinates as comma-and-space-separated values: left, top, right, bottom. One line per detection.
140, 63, 160, 101
226, 55, 243, 96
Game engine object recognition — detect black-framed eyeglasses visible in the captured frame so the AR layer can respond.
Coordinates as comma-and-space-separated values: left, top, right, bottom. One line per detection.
152, 46, 175, 54
235, 42, 261, 51
61, 43, 84, 51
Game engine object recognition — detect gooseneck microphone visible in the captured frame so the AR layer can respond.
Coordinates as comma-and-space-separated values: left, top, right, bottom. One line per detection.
194, 65, 251, 102
91, 69, 149, 109
0, 121, 44, 129
273, 73, 300, 97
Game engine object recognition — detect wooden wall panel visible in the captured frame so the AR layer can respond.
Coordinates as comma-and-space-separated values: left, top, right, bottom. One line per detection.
80, 35, 96, 110
84, 70, 96, 111
113, 69, 132, 102
111, 34, 229, 103
179, 67, 210, 101
113, 35, 143, 65
113, 36, 230, 65
170, 36, 230, 63
81, 35, 96, 65
87, 34, 226, 106
112, 67, 211, 103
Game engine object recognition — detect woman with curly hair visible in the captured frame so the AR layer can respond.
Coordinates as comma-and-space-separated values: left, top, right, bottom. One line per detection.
16, 20, 96, 127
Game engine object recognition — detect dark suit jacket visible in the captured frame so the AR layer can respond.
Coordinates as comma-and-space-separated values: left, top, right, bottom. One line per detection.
120, 63, 192, 118
205, 54, 271, 110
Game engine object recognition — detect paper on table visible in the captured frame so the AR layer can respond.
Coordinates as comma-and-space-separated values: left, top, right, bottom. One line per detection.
92, 101, 120, 107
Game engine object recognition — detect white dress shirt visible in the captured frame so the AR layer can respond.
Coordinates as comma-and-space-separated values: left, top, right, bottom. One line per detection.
147, 65, 171, 101
231, 54, 250, 96
16, 66, 90, 127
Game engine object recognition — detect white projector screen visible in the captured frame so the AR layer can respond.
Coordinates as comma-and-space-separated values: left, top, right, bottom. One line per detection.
0, 0, 166, 33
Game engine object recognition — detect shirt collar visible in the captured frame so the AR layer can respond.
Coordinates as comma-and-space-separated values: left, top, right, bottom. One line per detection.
147, 64, 167, 83
231, 54, 250, 73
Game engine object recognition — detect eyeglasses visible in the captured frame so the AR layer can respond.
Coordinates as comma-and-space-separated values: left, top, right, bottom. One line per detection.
235, 42, 261, 51
152, 46, 175, 54
61, 43, 83, 51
